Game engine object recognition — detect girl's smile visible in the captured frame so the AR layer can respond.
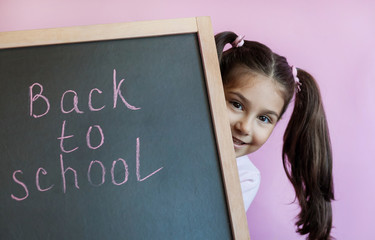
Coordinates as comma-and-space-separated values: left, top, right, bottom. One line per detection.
232, 136, 249, 148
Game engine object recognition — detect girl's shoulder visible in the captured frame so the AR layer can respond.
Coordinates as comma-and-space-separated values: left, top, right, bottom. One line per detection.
236, 155, 260, 176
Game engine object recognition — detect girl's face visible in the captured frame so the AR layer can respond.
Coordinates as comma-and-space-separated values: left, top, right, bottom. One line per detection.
224, 66, 285, 157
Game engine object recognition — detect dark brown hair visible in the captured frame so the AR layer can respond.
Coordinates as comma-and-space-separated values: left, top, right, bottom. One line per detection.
215, 31, 334, 240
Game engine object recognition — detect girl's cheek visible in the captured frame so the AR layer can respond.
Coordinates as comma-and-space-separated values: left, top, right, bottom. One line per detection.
226, 107, 236, 120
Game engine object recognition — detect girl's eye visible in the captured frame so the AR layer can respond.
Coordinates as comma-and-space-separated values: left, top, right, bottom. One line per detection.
230, 101, 243, 110
259, 115, 271, 123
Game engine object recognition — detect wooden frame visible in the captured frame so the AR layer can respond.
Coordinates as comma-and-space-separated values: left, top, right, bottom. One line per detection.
0, 17, 250, 239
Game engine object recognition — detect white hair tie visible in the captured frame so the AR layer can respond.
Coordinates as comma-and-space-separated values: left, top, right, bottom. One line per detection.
231, 35, 245, 48
291, 65, 302, 92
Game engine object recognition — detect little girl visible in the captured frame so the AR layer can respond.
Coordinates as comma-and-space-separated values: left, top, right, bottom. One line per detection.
215, 32, 334, 240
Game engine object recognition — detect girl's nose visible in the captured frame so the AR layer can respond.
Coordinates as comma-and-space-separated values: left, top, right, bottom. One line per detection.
235, 118, 252, 136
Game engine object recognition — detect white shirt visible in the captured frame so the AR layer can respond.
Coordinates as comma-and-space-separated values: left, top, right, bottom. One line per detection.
236, 155, 261, 211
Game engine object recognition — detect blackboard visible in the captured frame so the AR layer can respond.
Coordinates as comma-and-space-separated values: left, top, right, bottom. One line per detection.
0, 17, 249, 239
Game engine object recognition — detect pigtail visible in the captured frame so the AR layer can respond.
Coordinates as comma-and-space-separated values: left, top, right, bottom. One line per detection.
214, 31, 238, 61
282, 69, 334, 240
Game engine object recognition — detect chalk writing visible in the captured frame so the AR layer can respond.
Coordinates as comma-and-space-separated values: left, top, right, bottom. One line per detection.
86, 125, 104, 150
136, 137, 163, 182
11, 137, 163, 200
11, 170, 29, 201
111, 158, 129, 185
28, 69, 140, 118
58, 120, 79, 153
29, 83, 50, 118
87, 160, 106, 187
60, 153, 80, 193
61, 90, 84, 114
88, 88, 105, 111
113, 69, 141, 110
36, 168, 54, 192
10, 69, 163, 201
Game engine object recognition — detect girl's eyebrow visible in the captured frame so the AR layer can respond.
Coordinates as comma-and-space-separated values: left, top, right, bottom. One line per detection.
228, 91, 250, 105
227, 91, 280, 119
264, 110, 280, 120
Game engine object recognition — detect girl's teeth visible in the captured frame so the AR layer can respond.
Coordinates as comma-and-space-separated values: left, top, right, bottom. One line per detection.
233, 138, 243, 145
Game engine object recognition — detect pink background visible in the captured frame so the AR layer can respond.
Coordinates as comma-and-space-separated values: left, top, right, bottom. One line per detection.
1, 0, 374, 239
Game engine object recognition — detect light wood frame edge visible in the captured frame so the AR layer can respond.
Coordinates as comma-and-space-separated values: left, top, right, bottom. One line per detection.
196, 17, 250, 240
0, 17, 197, 49
0, 16, 250, 239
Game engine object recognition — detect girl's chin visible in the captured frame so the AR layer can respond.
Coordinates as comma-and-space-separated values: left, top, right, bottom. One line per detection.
234, 147, 256, 157
234, 149, 247, 158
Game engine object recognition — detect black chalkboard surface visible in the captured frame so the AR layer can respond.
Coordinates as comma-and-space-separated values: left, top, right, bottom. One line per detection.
0, 17, 249, 239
